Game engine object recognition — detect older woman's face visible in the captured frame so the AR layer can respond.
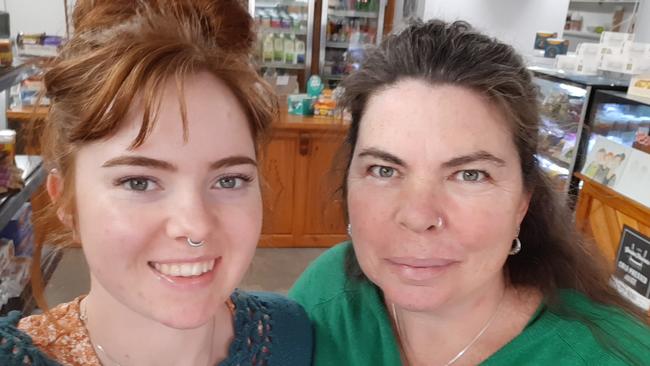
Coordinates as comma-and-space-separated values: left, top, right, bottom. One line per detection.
347, 80, 530, 312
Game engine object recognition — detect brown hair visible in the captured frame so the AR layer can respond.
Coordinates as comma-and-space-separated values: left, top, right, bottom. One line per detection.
31, 0, 277, 311
338, 19, 647, 362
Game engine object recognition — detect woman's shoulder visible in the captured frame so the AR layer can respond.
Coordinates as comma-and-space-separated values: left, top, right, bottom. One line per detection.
0, 311, 62, 365
544, 290, 650, 364
289, 241, 357, 306
229, 290, 312, 365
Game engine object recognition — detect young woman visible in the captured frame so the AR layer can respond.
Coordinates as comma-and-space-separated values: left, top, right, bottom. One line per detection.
0, 1, 312, 365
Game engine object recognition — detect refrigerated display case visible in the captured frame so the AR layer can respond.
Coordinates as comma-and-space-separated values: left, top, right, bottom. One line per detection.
530, 67, 628, 195
587, 90, 650, 155
249, 0, 315, 82
319, 0, 387, 87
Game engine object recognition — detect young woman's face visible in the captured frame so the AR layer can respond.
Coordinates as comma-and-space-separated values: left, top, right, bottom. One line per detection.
347, 80, 530, 312
71, 72, 261, 328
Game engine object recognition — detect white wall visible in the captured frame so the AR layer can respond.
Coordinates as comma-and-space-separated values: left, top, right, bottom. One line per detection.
1, 0, 67, 37
635, 0, 650, 42
423, 0, 570, 56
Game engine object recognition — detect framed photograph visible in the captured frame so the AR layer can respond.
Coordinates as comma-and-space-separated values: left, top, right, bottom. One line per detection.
581, 135, 631, 189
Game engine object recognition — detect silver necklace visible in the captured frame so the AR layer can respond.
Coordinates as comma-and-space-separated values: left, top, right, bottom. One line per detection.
391, 290, 505, 366
79, 299, 217, 366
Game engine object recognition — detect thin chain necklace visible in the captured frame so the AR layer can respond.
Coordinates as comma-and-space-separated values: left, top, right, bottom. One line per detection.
79, 299, 233, 366
391, 290, 505, 366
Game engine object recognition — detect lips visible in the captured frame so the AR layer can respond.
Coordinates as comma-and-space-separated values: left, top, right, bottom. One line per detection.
386, 256, 458, 281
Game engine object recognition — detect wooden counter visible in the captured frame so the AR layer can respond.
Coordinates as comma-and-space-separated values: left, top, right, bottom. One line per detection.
6, 106, 48, 123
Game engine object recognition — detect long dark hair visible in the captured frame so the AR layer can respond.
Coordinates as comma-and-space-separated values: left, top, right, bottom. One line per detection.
338, 19, 647, 363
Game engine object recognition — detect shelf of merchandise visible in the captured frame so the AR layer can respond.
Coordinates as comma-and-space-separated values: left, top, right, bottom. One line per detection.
258, 27, 308, 35
570, 0, 638, 4
328, 9, 378, 18
259, 62, 306, 70
536, 151, 572, 171
325, 41, 350, 49
256, 0, 309, 7
322, 74, 344, 80
563, 30, 601, 40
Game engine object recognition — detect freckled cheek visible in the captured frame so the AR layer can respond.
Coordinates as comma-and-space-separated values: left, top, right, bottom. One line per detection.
447, 196, 517, 252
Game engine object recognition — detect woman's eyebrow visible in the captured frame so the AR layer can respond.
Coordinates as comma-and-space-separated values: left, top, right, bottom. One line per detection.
357, 147, 407, 168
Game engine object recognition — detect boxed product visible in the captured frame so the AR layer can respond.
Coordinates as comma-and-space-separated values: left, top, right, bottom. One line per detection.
628, 74, 650, 98
534, 31, 557, 50
600, 31, 634, 47
287, 94, 315, 116
544, 39, 569, 58
0, 203, 34, 257
600, 54, 650, 74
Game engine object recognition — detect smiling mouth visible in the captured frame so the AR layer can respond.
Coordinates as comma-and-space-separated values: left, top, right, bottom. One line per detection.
148, 259, 215, 277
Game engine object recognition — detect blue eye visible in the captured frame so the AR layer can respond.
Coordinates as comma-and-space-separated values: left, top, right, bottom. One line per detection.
215, 175, 251, 189
119, 177, 158, 191
369, 165, 396, 178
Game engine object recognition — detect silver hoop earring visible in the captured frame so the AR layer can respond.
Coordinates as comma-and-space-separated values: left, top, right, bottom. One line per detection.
509, 237, 522, 255
186, 237, 204, 248
347, 224, 352, 237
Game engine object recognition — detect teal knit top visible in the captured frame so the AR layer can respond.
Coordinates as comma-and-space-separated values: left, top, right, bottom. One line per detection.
0, 290, 312, 366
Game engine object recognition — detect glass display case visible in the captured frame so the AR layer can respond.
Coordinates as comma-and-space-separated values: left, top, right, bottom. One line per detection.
319, 0, 387, 87
249, 0, 315, 82
587, 90, 650, 155
530, 67, 629, 195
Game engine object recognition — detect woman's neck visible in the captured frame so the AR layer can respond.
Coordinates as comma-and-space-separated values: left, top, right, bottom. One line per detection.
82, 283, 234, 366
389, 277, 541, 366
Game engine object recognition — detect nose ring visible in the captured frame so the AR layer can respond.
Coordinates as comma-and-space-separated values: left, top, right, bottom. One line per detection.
434, 217, 443, 229
186, 237, 204, 247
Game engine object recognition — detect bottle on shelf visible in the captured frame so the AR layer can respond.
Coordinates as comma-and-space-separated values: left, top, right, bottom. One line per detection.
274, 33, 285, 63
263, 33, 274, 63
295, 38, 306, 64
284, 34, 295, 64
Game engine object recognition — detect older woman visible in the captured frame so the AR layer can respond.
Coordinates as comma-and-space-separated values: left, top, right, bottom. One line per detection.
0, 1, 311, 365
290, 20, 650, 365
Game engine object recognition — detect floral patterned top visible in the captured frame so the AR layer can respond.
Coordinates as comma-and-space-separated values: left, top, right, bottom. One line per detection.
0, 291, 312, 366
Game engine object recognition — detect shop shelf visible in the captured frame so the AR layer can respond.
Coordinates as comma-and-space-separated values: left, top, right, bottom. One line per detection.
259, 62, 306, 70
564, 30, 601, 40
325, 41, 350, 49
328, 9, 378, 18
322, 74, 345, 80
256, 0, 309, 7
536, 152, 571, 172
258, 27, 307, 35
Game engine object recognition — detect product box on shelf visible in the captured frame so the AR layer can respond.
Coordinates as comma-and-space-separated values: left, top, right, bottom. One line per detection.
628, 74, 650, 99
0, 203, 34, 257
600, 31, 634, 47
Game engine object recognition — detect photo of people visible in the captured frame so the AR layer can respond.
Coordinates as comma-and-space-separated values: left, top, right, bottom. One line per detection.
582, 136, 631, 188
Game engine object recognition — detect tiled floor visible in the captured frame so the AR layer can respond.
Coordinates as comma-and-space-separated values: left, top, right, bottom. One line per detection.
44, 247, 326, 306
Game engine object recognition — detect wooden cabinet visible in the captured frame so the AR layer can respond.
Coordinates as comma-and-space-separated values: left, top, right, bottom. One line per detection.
575, 173, 650, 263
260, 117, 348, 247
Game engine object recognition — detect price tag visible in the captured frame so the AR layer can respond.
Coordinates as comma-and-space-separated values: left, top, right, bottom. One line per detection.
276, 76, 290, 86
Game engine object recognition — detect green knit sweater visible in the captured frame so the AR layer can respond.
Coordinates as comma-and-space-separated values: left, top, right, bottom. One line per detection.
0, 291, 313, 366
290, 242, 650, 366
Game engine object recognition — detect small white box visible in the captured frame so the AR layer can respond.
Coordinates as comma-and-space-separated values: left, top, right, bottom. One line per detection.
628, 74, 650, 98
600, 31, 634, 47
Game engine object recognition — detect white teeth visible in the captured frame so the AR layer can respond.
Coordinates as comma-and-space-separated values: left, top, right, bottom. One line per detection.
153, 259, 215, 277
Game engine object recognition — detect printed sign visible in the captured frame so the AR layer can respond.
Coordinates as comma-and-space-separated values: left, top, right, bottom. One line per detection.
611, 226, 650, 310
